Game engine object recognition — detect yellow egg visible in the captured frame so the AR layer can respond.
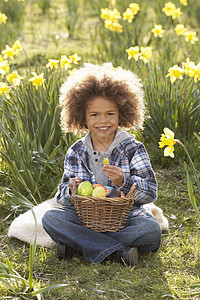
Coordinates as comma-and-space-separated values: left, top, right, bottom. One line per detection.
103, 158, 109, 165
92, 186, 107, 197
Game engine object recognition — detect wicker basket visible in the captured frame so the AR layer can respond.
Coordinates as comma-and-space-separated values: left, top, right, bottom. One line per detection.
71, 182, 137, 232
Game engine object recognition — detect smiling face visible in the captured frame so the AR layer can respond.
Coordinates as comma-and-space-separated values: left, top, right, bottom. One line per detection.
85, 97, 119, 147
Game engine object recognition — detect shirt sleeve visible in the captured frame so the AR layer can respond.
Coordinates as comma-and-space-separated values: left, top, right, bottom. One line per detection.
121, 142, 157, 206
56, 148, 79, 205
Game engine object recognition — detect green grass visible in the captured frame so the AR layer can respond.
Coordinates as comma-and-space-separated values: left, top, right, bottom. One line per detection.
14, 0, 99, 67
1, 168, 199, 299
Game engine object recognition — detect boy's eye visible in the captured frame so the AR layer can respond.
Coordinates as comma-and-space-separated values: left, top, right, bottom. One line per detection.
108, 112, 114, 115
90, 113, 98, 117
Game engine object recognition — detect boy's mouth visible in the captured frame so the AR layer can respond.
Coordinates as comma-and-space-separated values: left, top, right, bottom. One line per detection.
96, 126, 111, 132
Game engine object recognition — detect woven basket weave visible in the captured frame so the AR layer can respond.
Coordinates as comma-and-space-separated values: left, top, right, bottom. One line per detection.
71, 182, 137, 232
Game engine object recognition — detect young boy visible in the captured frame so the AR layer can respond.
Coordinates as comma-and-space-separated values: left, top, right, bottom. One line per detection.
42, 63, 161, 266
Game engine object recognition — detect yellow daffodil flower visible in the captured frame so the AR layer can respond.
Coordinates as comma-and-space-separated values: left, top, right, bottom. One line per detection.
101, 8, 121, 22
139, 47, 152, 64
110, 21, 123, 32
2, 45, 15, 60
162, 2, 176, 16
7, 71, 23, 86
171, 8, 182, 19
101, 8, 111, 20
104, 19, 112, 28
0, 60, 9, 76
126, 46, 140, 61
109, 8, 121, 21
0, 82, 10, 98
0, 12, 7, 24
180, 0, 187, 6
12, 40, 22, 55
175, 24, 186, 36
151, 24, 165, 38
182, 58, 195, 77
104, 20, 123, 32
129, 3, 140, 15
184, 31, 199, 44
123, 8, 135, 23
29, 72, 46, 89
107, 0, 116, 5
182, 59, 200, 83
46, 59, 59, 69
159, 128, 177, 158
69, 53, 81, 64
165, 65, 184, 83
60, 55, 72, 69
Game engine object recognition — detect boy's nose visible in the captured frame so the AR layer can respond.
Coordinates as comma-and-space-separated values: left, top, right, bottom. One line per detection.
99, 115, 108, 122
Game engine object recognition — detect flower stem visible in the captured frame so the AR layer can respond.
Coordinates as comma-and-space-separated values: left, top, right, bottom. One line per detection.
176, 140, 200, 191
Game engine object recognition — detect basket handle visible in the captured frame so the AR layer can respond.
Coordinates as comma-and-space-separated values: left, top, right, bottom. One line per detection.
70, 180, 77, 204
125, 182, 137, 205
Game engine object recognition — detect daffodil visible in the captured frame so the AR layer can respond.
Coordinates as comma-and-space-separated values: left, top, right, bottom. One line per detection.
110, 21, 123, 32
184, 31, 199, 44
129, 3, 140, 15
171, 8, 182, 19
46, 59, 59, 69
0, 82, 10, 98
126, 46, 140, 61
180, 0, 187, 6
60, 55, 72, 69
0, 12, 7, 24
7, 71, 23, 86
175, 24, 186, 36
139, 47, 152, 64
165, 65, 184, 83
151, 24, 165, 38
104, 20, 123, 32
159, 128, 177, 158
0, 60, 9, 76
182, 58, 195, 77
12, 40, 22, 55
2, 45, 15, 60
100, 8, 121, 22
123, 8, 135, 23
29, 72, 46, 89
101, 8, 111, 20
182, 59, 200, 83
162, 2, 176, 16
107, 0, 116, 5
69, 53, 81, 64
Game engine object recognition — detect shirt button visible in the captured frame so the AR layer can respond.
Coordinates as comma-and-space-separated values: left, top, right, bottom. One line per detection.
95, 158, 98, 162
94, 151, 97, 155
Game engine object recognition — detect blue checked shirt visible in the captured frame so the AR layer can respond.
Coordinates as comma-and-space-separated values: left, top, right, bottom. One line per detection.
56, 135, 157, 209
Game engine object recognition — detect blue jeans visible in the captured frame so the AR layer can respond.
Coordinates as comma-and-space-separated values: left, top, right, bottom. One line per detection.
42, 205, 161, 263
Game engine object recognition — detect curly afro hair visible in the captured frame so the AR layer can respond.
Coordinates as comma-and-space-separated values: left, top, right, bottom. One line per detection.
59, 63, 145, 133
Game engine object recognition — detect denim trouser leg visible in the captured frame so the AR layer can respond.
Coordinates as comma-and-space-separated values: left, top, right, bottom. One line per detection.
42, 206, 161, 263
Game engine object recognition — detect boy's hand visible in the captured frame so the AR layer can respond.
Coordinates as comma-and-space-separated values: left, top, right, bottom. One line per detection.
68, 177, 82, 192
102, 165, 124, 187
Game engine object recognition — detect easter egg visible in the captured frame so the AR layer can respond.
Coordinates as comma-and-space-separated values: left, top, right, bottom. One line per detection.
77, 181, 94, 196
103, 158, 109, 165
92, 186, 107, 197
93, 184, 107, 192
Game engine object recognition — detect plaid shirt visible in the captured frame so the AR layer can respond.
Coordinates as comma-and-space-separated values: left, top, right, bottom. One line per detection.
56, 135, 157, 208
